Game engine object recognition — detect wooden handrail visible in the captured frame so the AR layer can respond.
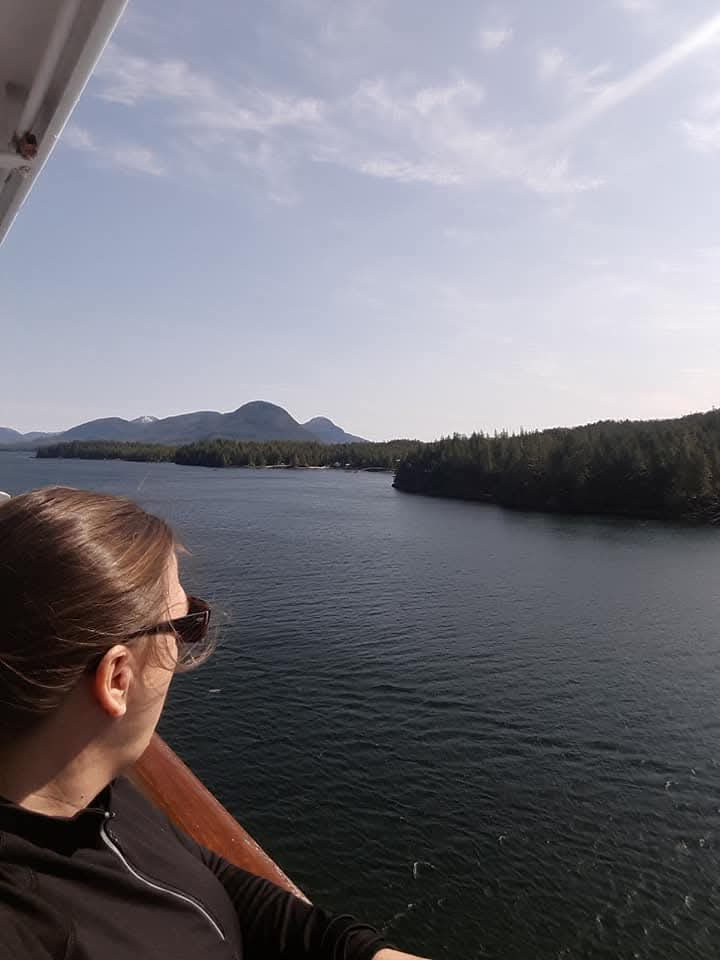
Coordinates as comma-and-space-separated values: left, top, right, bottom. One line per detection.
131, 734, 306, 900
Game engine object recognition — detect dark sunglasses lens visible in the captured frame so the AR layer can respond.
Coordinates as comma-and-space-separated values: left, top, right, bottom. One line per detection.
178, 612, 209, 646
176, 599, 210, 647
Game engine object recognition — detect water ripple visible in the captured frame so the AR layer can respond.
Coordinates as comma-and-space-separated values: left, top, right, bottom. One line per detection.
4, 453, 720, 958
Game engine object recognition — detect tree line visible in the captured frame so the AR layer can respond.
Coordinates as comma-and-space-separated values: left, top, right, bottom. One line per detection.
37, 441, 176, 463
393, 409, 720, 522
35, 409, 720, 521
37, 438, 421, 471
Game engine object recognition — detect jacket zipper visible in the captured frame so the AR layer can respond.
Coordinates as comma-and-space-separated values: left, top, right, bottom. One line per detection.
99, 816, 226, 942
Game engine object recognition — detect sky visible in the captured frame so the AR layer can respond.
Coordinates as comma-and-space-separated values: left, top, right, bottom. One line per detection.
2, 0, 720, 441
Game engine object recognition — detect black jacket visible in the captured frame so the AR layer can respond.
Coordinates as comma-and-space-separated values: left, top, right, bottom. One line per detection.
0, 777, 390, 960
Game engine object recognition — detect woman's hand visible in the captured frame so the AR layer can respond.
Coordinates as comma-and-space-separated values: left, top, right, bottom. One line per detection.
374, 950, 431, 960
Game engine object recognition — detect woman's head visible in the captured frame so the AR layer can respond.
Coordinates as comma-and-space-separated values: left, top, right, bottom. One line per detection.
0, 487, 210, 768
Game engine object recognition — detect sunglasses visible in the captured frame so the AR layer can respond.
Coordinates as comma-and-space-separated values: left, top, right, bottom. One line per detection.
125, 597, 210, 647
127, 596, 212, 648
87, 597, 212, 674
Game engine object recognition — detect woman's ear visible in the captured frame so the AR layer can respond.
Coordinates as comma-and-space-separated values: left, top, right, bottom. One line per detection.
92, 646, 134, 719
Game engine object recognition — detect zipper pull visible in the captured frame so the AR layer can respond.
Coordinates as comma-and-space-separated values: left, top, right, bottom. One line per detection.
103, 810, 117, 841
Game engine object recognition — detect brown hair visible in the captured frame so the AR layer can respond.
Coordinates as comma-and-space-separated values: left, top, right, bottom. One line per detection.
0, 486, 207, 739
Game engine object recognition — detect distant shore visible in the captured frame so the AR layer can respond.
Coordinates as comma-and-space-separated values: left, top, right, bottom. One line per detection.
33, 439, 415, 473
20, 405, 720, 526
392, 408, 720, 526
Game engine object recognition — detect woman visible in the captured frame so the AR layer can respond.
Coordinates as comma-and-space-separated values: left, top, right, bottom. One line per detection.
0, 487, 428, 960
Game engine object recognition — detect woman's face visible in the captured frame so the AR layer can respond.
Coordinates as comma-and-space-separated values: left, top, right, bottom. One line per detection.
111, 551, 187, 769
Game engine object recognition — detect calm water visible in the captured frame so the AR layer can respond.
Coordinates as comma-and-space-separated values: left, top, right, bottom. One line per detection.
3, 451, 720, 959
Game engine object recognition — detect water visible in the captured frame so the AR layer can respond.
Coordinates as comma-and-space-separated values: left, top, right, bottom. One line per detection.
3, 450, 720, 959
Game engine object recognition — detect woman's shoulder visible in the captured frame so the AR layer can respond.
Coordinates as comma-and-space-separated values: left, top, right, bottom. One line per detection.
110, 776, 185, 834
107, 776, 209, 871
109, 776, 205, 859
110, 776, 162, 817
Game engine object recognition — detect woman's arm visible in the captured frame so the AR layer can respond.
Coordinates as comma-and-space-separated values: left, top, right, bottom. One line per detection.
170, 820, 430, 959
199, 845, 394, 960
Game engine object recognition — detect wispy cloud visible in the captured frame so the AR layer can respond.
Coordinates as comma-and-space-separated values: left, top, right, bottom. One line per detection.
477, 27, 512, 52
89, 47, 597, 195
316, 77, 599, 194
62, 124, 165, 176
682, 117, 720, 151
537, 47, 610, 98
96, 44, 324, 133
108, 144, 166, 177
681, 70, 720, 152
62, 126, 94, 150
553, 11, 720, 138
90, 44, 325, 194
75, 9, 720, 199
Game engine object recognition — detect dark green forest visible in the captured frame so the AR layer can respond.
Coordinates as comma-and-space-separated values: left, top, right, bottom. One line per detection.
36, 442, 176, 462
393, 409, 720, 522
37, 438, 421, 471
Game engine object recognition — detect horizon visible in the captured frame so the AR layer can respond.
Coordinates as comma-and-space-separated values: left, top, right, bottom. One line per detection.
3, 1, 720, 441
3, 397, 717, 445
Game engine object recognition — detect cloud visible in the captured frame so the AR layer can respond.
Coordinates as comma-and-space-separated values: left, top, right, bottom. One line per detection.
94, 48, 214, 106
67, 3, 720, 205
89, 48, 598, 196
537, 47, 610, 98
89, 44, 328, 193
682, 118, 720, 152
62, 126, 94, 150
95, 10, 720, 201
316, 77, 599, 194
477, 27, 512, 52
553, 11, 720, 139
62, 124, 166, 176
354, 157, 462, 186
95, 44, 324, 133
682, 74, 720, 153
108, 145, 166, 176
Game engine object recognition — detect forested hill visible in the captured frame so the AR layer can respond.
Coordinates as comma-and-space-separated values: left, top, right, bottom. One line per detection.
34, 410, 720, 522
393, 409, 720, 523
37, 438, 420, 471
3, 402, 367, 447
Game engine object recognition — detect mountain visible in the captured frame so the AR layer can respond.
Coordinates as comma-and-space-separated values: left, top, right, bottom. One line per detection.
302, 417, 367, 444
1, 402, 368, 447
60, 417, 145, 442
218, 401, 310, 442
134, 402, 311, 444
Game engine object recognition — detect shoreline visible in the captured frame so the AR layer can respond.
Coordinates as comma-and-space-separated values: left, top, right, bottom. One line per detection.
4, 446, 715, 525
26, 450, 395, 475
392, 481, 720, 526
